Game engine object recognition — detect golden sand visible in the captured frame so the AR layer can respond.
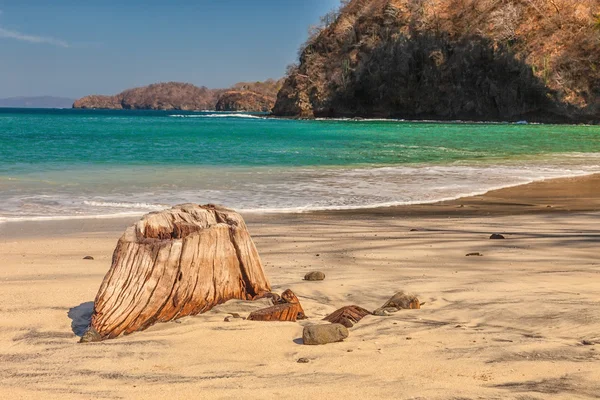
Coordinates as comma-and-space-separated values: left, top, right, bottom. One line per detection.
1, 174, 599, 399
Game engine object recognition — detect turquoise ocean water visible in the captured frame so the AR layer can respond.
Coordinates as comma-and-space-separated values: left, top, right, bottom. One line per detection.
1, 108, 600, 221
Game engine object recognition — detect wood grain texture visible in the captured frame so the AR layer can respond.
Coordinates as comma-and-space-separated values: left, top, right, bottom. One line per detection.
87, 204, 271, 340
323, 305, 371, 327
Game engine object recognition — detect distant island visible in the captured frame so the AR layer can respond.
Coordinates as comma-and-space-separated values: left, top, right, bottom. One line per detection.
0, 96, 75, 109
73, 79, 283, 112
273, 0, 600, 123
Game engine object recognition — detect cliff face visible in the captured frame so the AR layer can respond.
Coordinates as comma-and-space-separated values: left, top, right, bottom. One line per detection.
74, 79, 283, 112
215, 91, 275, 112
73, 95, 125, 110
273, 0, 600, 123
215, 79, 283, 111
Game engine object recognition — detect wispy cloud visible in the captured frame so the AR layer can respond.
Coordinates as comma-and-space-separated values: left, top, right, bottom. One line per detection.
0, 25, 69, 48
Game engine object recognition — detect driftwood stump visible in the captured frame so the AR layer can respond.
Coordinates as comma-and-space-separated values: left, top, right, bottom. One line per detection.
83, 204, 271, 341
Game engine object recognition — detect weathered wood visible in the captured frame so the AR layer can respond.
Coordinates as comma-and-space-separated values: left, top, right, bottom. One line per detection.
247, 289, 306, 322
247, 303, 305, 322
323, 305, 371, 327
85, 204, 271, 341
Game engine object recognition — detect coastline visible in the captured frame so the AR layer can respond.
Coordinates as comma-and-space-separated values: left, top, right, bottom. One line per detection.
271, 113, 600, 125
319, 172, 600, 218
2, 172, 599, 239
1, 172, 600, 398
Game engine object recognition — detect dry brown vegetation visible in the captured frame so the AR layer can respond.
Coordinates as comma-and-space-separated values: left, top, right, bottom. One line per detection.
215, 91, 275, 112
73, 79, 283, 112
230, 78, 284, 98
273, 0, 600, 122
73, 82, 220, 111
216, 79, 283, 112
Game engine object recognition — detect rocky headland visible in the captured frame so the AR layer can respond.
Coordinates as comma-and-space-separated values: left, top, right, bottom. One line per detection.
73, 79, 283, 112
215, 79, 283, 112
273, 0, 600, 123
215, 91, 275, 112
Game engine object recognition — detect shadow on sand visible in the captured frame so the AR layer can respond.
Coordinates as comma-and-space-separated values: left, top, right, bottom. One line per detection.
68, 301, 94, 337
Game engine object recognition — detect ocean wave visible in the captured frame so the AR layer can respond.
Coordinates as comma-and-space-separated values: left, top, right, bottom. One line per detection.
83, 200, 167, 210
0, 211, 147, 223
169, 113, 265, 119
1, 170, 597, 222
238, 171, 598, 213
1, 154, 599, 222
313, 117, 545, 125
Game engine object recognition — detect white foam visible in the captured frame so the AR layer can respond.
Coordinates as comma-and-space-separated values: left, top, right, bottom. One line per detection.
169, 113, 265, 119
1, 154, 599, 222
238, 170, 597, 213
0, 211, 147, 223
83, 200, 167, 210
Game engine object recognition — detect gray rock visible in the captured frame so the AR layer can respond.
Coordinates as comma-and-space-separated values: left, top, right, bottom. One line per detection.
302, 323, 349, 345
79, 327, 102, 343
378, 291, 420, 310
304, 271, 325, 281
372, 307, 397, 316
490, 233, 505, 239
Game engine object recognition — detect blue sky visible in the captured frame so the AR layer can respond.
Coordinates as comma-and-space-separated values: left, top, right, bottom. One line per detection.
0, 0, 341, 98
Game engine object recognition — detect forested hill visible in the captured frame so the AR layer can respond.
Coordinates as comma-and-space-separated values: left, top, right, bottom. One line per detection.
273, 0, 600, 123
73, 79, 282, 112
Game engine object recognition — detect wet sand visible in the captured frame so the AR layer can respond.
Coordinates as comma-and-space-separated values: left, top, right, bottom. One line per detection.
1, 174, 599, 399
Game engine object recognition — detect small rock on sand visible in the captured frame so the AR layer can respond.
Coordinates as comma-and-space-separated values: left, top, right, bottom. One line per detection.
303, 324, 349, 345
79, 327, 102, 343
466, 252, 483, 257
297, 358, 310, 363
373, 292, 420, 315
304, 271, 325, 281
83, 256, 94, 260
490, 233, 505, 239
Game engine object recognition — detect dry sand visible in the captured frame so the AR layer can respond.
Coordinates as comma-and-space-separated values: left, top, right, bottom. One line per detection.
1, 174, 600, 399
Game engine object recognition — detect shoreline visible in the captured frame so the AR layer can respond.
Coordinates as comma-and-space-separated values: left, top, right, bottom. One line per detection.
1, 170, 600, 398
2, 172, 599, 239
318, 172, 600, 218
18, 107, 597, 125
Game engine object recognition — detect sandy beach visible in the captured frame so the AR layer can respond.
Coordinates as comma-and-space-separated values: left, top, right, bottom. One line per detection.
1, 174, 600, 399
